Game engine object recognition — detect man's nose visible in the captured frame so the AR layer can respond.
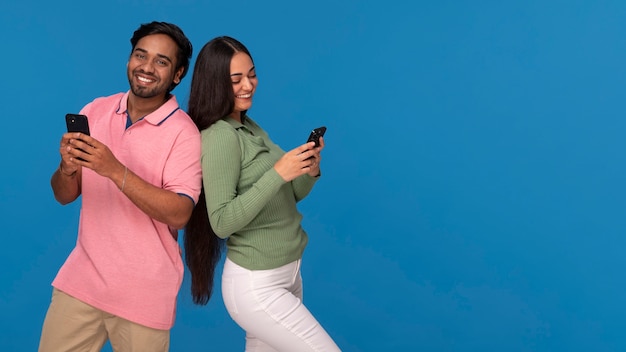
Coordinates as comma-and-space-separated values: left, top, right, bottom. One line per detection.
139, 60, 155, 73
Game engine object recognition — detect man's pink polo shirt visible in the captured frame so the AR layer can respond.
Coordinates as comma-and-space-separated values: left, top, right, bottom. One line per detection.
52, 92, 201, 330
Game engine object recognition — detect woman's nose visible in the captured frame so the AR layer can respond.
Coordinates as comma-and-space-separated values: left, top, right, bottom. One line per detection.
242, 77, 252, 89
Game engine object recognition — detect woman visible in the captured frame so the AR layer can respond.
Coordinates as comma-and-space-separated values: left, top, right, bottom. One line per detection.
184, 36, 340, 351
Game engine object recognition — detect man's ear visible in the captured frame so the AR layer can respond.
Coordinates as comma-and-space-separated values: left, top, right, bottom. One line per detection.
173, 67, 184, 84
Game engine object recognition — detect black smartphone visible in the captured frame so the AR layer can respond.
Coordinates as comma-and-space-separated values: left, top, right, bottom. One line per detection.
306, 126, 327, 148
65, 113, 90, 161
65, 113, 90, 135
304, 126, 326, 161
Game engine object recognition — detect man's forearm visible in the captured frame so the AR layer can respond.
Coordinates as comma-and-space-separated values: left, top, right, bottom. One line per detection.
51, 167, 81, 205
117, 168, 194, 229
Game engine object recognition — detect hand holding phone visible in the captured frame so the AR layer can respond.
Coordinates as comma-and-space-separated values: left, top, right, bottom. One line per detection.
65, 113, 91, 161
304, 126, 326, 161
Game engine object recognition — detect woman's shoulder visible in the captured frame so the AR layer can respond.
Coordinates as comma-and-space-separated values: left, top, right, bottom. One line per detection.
203, 119, 235, 133
201, 119, 240, 142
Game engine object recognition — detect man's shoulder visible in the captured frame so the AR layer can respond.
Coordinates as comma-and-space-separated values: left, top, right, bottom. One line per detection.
165, 106, 198, 131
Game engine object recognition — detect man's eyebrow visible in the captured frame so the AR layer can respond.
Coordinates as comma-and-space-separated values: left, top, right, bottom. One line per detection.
230, 66, 256, 77
156, 53, 173, 64
133, 47, 173, 64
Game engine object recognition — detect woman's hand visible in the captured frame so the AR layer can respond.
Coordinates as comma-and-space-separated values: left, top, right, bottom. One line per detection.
305, 136, 323, 177
274, 137, 324, 181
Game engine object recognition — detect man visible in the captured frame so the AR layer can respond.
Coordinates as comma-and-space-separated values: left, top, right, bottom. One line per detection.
39, 21, 200, 351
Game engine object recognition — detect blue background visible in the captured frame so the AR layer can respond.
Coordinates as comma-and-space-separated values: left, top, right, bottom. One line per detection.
2, 1, 625, 351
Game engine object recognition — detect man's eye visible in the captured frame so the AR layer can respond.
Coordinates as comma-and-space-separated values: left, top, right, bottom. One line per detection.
157, 60, 167, 66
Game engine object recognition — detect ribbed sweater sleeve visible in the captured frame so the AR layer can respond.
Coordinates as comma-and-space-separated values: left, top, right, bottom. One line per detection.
291, 174, 317, 202
202, 122, 285, 238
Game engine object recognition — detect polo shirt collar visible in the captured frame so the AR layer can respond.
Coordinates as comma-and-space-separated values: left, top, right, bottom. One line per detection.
116, 91, 181, 125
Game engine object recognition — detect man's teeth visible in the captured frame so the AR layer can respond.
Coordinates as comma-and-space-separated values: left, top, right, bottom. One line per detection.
138, 76, 155, 83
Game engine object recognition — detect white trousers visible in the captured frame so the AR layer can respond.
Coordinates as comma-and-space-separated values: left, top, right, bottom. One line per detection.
222, 258, 341, 352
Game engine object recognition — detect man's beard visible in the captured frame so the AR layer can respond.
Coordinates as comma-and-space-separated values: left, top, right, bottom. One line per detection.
129, 82, 163, 99
127, 69, 171, 99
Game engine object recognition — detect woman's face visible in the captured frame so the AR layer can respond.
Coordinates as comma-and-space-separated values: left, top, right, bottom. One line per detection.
229, 52, 257, 121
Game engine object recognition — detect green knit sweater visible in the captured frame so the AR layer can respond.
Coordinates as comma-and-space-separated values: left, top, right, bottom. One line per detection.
201, 116, 319, 270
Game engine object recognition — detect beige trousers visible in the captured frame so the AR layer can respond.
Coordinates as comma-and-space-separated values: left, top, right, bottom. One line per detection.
38, 288, 170, 352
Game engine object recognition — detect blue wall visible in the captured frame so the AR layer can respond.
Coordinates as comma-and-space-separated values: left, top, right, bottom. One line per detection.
2, 1, 625, 351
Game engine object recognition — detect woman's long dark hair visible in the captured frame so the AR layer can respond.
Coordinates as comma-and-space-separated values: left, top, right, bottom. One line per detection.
184, 187, 223, 305
184, 36, 254, 305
